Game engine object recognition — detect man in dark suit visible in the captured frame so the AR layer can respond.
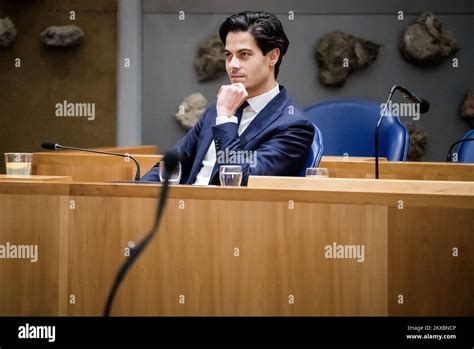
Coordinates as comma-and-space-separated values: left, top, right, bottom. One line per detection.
141, 11, 315, 185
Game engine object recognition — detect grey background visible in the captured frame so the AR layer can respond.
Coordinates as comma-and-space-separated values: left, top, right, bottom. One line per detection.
139, 0, 474, 161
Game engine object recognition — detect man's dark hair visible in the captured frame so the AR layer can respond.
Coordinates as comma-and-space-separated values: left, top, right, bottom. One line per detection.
219, 11, 289, 78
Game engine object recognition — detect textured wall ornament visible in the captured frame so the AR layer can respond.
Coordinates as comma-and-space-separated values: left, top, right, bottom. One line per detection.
405, 122, 428, 161
195, 33, 226, 82
175, 93, 207, 129
400, 13, 460, 66
316, 31, 380, 87
461, 89, 474, 127
40, 25, 84, 47
0, 17, 17, 47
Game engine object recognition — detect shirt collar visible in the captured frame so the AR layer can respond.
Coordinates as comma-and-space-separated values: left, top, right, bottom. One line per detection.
245, 83, 280, 114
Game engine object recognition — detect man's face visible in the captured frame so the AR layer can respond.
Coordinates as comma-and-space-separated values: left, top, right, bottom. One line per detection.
224, 31, 277, 97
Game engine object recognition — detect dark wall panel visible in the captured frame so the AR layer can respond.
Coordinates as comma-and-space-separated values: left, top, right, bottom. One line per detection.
0, 0, 117, 172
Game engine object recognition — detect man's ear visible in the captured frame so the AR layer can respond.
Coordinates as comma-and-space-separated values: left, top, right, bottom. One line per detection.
267, 48, 280, 66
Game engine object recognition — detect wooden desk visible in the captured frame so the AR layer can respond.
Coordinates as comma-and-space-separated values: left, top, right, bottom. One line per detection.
32, 152, 474, 182
0, 175, 71, 182
0, 178, 472, 316
32, 153, 161, 182
319, 157, 474, 181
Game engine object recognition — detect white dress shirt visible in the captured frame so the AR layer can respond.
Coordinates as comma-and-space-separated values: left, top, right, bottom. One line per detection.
193, 83, 280, 185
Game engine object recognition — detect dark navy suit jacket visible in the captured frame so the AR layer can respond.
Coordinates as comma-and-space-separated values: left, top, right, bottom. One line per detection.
140, 86, 314, 185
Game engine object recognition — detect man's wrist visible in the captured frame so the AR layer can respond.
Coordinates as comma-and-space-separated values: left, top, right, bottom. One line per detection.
216, 115, 238, 125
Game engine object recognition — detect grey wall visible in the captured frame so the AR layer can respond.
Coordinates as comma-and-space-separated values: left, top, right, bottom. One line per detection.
141, 0, 474, 161
117, 0, 142, 146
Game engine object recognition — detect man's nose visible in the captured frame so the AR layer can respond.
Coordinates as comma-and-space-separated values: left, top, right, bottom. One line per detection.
230, 56, 240, 69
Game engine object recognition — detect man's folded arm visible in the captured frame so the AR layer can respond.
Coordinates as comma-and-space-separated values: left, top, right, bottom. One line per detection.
212, 119, 314, 185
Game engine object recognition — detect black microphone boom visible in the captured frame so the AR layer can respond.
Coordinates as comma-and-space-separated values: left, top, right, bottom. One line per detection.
446, 137, 474, 162
102, 151, 180, 317
375, 85, 430, 179
41, 141, 141, 181
396, 86, 430, 114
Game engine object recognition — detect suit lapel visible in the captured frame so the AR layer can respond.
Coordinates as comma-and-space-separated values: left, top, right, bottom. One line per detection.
187, 114, 216, 184
239, 86, 289, 146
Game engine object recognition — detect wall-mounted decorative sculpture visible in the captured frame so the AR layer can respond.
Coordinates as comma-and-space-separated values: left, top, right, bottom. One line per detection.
315, 31, 380, 87
400, 13, 460, 66
175, 93, 207, 129
461, 89, 474, 127
40, 25, 84, 47
405, 121, 428, 161
195, 33, 226, 82
0, 17, 17, 47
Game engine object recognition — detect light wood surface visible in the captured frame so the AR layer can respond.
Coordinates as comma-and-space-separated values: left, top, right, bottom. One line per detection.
388, 207, 474, 316
0, 193, 69, 315
66, 197, 387, 316
32, 153, 161, 182
32, 153, 474, 183
248, 176, 474, 209
319, 157, 474, 181
0, 179, 472, 316
0, 175, 72, 182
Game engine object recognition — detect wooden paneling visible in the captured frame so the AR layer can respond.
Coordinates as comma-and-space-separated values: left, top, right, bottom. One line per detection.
319, 157, 474, 181
33, 153, 161, 182
388, 207, 474, 316
0, 175, 71, 182
0, 194, 69, 315
0, 180, 472, 316
31, 154, 474, 183
66, 197, 387, 315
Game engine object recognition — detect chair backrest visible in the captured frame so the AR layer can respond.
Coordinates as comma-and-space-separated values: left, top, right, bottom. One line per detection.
304, 99, 409, 161
299, 124, 324, 176
457, 129, 474, 163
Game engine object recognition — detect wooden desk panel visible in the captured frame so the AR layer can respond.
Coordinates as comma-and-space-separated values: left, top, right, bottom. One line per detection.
0, 192, 69, 315
319, 157, 474, 181
388, 207, 474, 316
0, 175, 71, 182
32, 153, 474, 183
66, 196, 387, 316
0, 180, 472, 316
64, 145, 158, 155
32, 153, 161, 182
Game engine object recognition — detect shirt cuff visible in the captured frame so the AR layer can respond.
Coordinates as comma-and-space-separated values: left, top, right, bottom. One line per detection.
216, 115, 238, 125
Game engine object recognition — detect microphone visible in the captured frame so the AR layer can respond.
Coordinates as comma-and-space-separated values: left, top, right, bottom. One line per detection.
395, 86, 430, 114
103, 151, 180, 317
375, 85, 430, 179
41, 141, 141, 181
446, 137, 474, 162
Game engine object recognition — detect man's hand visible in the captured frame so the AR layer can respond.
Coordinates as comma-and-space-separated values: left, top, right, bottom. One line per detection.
216, 83, 248, 117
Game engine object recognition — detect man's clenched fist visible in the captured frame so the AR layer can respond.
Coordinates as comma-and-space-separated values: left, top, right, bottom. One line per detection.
216, 83, 248, 118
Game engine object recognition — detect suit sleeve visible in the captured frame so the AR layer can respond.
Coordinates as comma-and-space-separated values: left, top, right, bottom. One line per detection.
212, 118, 314, 185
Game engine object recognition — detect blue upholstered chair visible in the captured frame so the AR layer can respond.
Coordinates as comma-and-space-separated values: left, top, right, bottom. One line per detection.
454, 129, 474, 163
299, 124, 324, 176
304, 100, 409, 161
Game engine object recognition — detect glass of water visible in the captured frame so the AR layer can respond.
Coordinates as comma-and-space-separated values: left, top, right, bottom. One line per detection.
5, 153, 33, 175
305, 167, 329, 178
219, 165, 243, 186
159, 160, 182, 184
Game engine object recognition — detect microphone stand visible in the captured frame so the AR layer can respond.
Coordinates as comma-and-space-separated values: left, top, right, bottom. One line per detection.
375, 85, 397, 179
446, 138, 474, 162
103, 158, 175, 316
47, 143, 140, 181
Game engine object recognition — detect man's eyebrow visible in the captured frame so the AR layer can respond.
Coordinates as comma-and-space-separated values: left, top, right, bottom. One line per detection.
224, 48, 253, 54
